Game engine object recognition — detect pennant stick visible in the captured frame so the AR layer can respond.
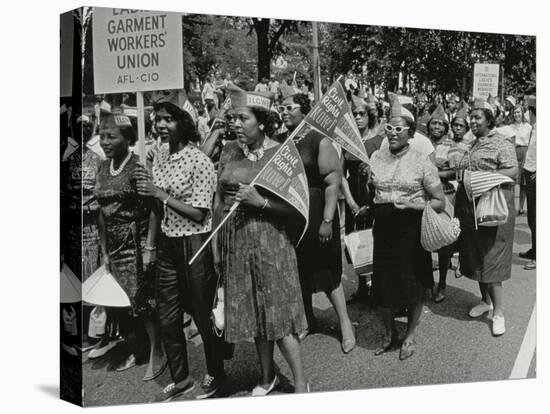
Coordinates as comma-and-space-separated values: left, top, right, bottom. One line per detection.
188, 201, 240, 265
188, 122, 308, 266
472, 192, 478, 230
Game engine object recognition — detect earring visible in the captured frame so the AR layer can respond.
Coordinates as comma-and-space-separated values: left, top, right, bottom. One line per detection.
259, 125, 264, 131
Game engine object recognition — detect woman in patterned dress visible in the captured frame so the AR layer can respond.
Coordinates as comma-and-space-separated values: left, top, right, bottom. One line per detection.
95, 111, 164, 379
368, 102, 446, 360
213, 94, 308, 395
275, 92, 356, 354
454, 107, 518, 336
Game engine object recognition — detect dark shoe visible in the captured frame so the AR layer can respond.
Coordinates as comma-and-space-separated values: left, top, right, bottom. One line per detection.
116, 354, 136, 372
434, 286, 446, 303
374, 334, 397, 356
519, 250, 535, 260
154, 377, 195, 402
196, 374, 225, 399
399, 339, 415, 361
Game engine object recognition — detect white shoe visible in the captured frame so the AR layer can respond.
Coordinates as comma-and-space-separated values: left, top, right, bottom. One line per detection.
468, 301, 493, 318
251, 375, 280, 396
492, 315, 506, 336
88, 339, 121, 359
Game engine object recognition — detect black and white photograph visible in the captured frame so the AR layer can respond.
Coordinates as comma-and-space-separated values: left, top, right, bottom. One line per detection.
4, 1, 547, 413
57, 3, 539, 408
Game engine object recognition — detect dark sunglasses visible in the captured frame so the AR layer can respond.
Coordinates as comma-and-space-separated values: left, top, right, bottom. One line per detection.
353, 111, 367, 117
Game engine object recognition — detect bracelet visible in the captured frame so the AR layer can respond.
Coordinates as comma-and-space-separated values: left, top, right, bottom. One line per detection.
163, 195, 171, 206
323, 218, 333, 224
261, 198, 269, 211
144, 246, 157, 251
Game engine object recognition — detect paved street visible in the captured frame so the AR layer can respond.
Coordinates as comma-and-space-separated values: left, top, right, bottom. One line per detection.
81, 203, 536, 407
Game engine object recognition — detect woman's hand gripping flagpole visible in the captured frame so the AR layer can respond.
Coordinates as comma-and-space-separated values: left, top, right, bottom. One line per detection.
188, 120, 308, 266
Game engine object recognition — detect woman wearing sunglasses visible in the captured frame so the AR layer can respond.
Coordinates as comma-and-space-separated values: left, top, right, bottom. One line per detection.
368, 94, 445, 360
342, 95, 385, 303
275, 91, 356, 354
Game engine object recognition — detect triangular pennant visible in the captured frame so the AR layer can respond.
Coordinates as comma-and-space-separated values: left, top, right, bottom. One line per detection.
252, 138, 310, 244
302, 79, 369, 164
83, 265, 131, 307
60, 264, 81, 304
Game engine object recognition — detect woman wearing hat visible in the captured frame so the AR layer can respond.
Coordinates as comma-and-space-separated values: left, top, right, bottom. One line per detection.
368, 95, 445, 360
133, 92, 226, 401
454, 106, 518, 336
275, 90, 356, 354
426, 104, 456, 303
95, 111, 165, 379
510, 105, 532, 215
212, 86, 309, 394
342, 95, 384, 302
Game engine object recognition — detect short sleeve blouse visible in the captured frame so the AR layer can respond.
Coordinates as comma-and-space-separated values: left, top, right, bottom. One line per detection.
369, 146, 440, 204
455, 130, 518, 172
152, 144, 216, 236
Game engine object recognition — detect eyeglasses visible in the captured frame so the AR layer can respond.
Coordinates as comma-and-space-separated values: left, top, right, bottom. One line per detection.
278, 104, 301, 113
384, 124, 410, 134
353, 111, 367, 117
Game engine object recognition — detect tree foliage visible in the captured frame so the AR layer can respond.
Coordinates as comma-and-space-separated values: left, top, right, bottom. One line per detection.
324, 23, 536, 96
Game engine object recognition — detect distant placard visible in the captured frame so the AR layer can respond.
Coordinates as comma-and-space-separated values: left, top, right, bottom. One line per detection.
92, 7, 183, 94
60, 12, 74, 98
473, 63, 499, 100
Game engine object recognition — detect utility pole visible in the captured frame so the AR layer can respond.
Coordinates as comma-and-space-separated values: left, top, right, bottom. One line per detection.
312, 21, 321, 102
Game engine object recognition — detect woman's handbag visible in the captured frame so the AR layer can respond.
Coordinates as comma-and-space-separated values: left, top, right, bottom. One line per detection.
211, 277, 224, 337
476, 186, 508, 227
421, 202, 461, 252
344, 228, 374, 275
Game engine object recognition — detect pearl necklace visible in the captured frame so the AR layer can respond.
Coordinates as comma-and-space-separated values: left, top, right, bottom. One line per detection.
109, 152, 132, 176
240, 138, 269, 162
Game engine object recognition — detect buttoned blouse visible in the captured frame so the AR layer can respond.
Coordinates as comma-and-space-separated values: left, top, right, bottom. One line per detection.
369, 146, 440, 204
454, 130, 518, 173
152, 144, 216, 237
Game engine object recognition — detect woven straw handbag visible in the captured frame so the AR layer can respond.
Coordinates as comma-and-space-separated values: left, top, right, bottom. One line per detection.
421, 202, 461, 252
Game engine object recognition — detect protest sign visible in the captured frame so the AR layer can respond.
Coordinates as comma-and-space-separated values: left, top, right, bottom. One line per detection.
304, 80, 370, 164
253, 138, 309, 241
92, 7, 183, 94
473, 63, 500, 100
